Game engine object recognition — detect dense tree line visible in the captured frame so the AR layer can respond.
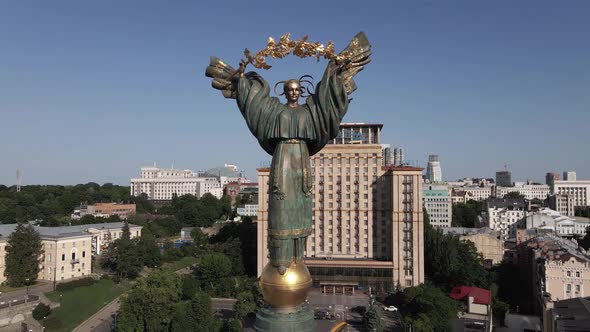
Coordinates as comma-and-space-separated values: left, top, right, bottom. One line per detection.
0, 183, 143, 223
117, 220, 262, 331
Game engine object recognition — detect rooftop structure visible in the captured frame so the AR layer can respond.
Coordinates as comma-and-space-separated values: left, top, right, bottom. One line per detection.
543, 297, 590, 332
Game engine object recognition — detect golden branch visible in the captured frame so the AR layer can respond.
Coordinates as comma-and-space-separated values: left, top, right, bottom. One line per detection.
241, 33, 353, 71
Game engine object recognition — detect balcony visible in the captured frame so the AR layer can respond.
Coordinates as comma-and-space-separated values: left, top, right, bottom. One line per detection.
70, 258, 80, 264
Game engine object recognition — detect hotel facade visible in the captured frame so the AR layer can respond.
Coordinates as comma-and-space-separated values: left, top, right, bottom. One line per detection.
257, 123, 424, 293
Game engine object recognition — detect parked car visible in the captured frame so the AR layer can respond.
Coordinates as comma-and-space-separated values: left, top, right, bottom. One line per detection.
383, 305, 398, 312
314, 310, 331, 319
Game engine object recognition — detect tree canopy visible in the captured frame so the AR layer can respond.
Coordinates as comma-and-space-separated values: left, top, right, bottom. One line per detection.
4, 223, 43, 286
451, 200, 482, 228
390, 284, 460, 332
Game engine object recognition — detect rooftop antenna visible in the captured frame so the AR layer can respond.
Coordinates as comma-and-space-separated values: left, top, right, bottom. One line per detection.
171, 160, 175, 169
16, 169, 23, 192
504, 163, 510, 171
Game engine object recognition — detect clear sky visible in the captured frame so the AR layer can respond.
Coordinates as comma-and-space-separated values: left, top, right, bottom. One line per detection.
1, 1, 589, 186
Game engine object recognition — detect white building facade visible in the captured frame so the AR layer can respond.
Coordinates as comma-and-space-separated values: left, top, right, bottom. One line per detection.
485, 199, 527, 239
423, 183, 452, 228
496, 183, 551, 201
130, 166, 240, 200
553, 180, 590, 208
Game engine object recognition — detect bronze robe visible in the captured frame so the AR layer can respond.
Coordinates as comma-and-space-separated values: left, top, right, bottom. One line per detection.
236, 63, 348, 266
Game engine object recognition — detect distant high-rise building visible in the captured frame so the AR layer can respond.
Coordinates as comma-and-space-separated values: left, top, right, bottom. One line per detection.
496, 171, 513, 187
393, 147, 405, 166
546, 172, 561, 189
257, 123, 425, 293
425, 154, 442, 182
381, 144, 392, 166
563, 171, 577, 181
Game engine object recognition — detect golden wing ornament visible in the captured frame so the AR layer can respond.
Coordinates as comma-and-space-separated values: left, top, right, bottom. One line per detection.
338, 32, 372, 95
205, 56, 238, 99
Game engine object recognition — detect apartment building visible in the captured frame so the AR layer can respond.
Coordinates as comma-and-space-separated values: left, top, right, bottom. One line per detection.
546, 194, 575, 217
520, 234, 590, 314
257, 123, 424, 293
484, 198, 527, 239
0, 222, 141, 284
423, 183, 452, 228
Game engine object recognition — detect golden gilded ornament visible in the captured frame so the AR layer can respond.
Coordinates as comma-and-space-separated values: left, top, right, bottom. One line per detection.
259, 260, 313, 309
242, 33, 355, 71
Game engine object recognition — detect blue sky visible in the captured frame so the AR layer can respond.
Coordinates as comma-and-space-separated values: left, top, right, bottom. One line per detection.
1, 1, 589, 185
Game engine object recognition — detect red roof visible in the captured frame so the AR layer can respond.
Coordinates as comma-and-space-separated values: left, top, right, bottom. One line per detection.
449, 286, 491, 305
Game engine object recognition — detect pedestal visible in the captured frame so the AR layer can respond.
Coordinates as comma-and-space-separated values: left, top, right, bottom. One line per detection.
254, 305, 315, 332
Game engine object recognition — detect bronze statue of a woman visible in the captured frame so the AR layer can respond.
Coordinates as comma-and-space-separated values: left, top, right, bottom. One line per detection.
206, 32, 370, 328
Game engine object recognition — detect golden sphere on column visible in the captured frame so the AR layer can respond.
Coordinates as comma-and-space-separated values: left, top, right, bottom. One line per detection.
259, 260, 312, 309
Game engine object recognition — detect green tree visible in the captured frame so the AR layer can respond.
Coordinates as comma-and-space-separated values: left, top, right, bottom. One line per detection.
580, 226, 590, 251
221, 319, 242, 332
424, 220, 492, 291
191, 227, 209, 253
451, 200, 482, 227
170, 292, 219, 332
196, 253, 232, 282
504, 191, 525, 199
233, 291, 257, 321
32, 303, 51, 321
136, 231, 161, 268
182, 276, 199, 300
4, 223, 43, 286
117, 270, 182, 332
121, 220, 131, 241
395, 284, 459, 332
364, 302, 384, 332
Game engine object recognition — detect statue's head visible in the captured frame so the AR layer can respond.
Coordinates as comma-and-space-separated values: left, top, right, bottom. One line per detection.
274, 76, 315, 106
283, 80, 302, 105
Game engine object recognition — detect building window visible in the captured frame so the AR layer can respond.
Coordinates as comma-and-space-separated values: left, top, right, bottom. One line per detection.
61, 266, 64, 273
62, 254, 65, 261
567, 271, 571, 277
576, 271, 581, 278
82, 251, 86, 258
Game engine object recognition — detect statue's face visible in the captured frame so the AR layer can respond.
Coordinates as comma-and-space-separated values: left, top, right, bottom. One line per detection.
284, 81, 301, 104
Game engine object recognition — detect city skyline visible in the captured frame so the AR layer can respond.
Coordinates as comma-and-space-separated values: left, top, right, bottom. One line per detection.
1, 1, 589, 185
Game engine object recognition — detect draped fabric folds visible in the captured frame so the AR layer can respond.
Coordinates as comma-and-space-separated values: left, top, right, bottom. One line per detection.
235, 62, 348, 266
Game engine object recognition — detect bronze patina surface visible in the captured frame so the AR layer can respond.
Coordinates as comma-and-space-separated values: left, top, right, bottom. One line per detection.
206, 32, 371, 331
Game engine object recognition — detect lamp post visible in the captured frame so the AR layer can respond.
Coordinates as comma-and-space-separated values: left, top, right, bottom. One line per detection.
25, 278, 30, 300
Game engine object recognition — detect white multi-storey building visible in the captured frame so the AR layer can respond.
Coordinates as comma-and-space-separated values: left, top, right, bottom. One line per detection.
553, 179, 590, 208
461, 186, 494, 201
485, 198, 527, 239
236, 204, 258, 217
523, 208, 590, 237
130, 165, 242, 200
496, 183, 551, 201
423, 183, 452, 228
